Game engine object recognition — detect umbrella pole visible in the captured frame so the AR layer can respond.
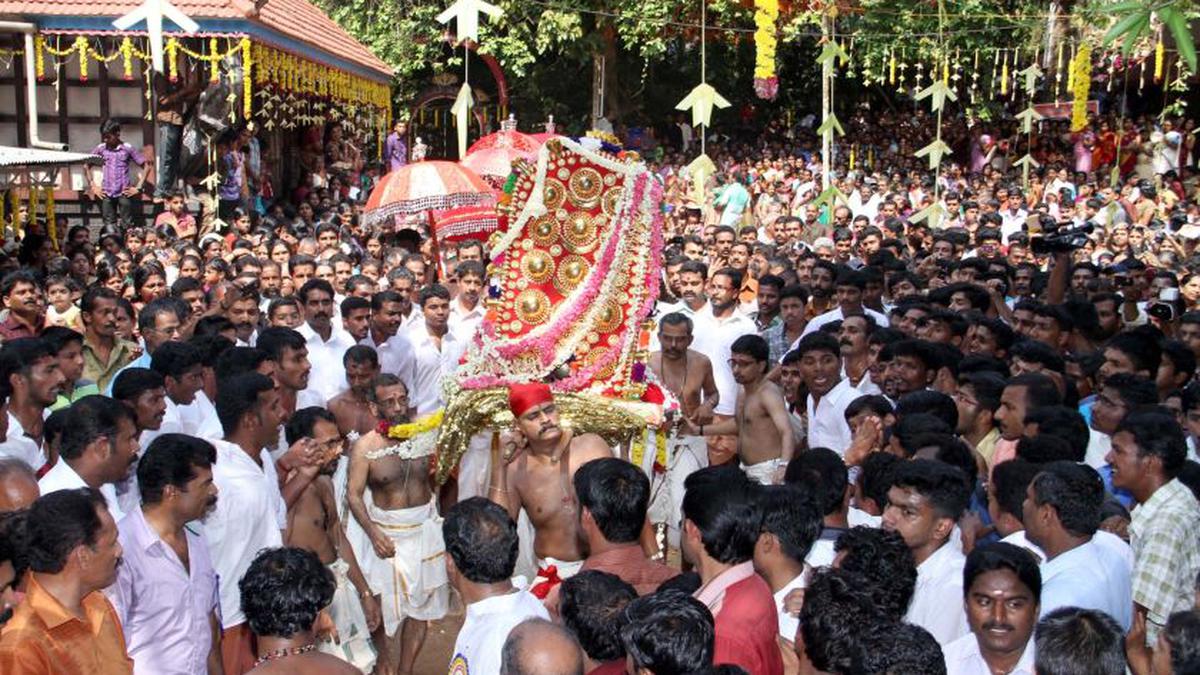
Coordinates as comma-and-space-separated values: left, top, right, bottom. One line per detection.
429, 210, 446, 282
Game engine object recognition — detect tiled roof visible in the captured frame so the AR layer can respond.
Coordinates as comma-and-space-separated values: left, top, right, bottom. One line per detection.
1, 0, 393, 77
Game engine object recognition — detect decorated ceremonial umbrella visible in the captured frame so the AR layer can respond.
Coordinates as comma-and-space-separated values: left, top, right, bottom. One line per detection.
467, 129, 541, 156
460, 146, 534, 185
362, 161, 494, 227
529, 133, 560, 145
433, 204, 501, 245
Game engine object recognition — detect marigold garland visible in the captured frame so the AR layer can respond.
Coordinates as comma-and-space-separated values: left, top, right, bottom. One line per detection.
380, 410, 444, 440
753, 0, 779, 100
1069, 44, 1092, 132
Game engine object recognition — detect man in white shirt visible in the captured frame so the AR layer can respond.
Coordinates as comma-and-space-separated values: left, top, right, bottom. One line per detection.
448, 260, 486, 341
883, 459, 971, 645
1022, 461, 1132, 630
689, 268, 756, 465
38, 395, 139, 524
361, 291, 417, 395
403, 285, 467, 415
942, 543, 1040, 675
202, 372, 315, 674
752, 484, 820, 645
446, 497, 549, 675
797, 333, 858, 454
0, 337, 64, 471
296, 279, 357, 402
798, 269, 889, 340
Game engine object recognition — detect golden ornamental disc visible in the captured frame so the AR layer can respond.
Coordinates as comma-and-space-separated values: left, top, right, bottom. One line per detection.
601, 187, 622, 217
595, 300, 624, 333
515, 289, 552, 326
543, 178, 567, 212
529, 215, 558, 247
520, 249, 555, 284
554, 254, 590, 295
561, 212, 599, 254
568, 167, 604, 207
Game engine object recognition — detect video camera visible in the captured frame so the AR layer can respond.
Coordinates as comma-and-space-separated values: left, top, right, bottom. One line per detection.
1030, 215, 1094, 256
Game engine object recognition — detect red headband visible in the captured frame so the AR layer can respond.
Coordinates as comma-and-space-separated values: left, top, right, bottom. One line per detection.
509, 382, 553, 418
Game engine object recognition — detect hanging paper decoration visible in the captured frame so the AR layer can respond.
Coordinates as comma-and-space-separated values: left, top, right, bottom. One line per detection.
1014, 63, 1043, 188
111, 0, 199, 73
686, 154, 716, 204
436, 0, 503, 44
677, 83, 730, 128
450, 83, 474, 159
1069, 44, 1092, 132
753, 0, 779, 99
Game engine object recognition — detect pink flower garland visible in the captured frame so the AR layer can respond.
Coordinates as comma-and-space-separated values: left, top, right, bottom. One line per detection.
461, 173, 663, 393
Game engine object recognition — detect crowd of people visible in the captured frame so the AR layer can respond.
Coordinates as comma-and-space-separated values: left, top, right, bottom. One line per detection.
0, 99, 1198, 675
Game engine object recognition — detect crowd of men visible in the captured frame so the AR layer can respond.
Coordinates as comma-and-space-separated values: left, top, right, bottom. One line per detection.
0, 107, 1199, 675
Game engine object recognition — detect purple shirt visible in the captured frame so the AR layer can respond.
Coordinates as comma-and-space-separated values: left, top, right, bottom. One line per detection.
106, 507, 219, 675
218, 151, 244, 201
92, 142, 144, 197
385, 131, 408, 171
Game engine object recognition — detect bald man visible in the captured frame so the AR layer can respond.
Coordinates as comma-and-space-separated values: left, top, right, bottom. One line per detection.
0, 459, 37, 512
500, 618, 584, 675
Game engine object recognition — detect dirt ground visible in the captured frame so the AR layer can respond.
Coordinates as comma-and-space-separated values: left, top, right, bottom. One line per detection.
412, 606, 466, 674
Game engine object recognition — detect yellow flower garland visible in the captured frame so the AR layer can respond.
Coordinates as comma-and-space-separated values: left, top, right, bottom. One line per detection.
1069, 45, 1092, 132
384, 410, 445, 441
753, 0, 778, 82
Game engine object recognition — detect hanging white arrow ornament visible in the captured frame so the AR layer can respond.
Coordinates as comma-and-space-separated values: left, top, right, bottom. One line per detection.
915, 80, 956, 113
437, 0, 504, 44
1015, 107, 1044, 135
450, 82, 474, 159
817, 113, 844, 139
676, 83, 730, 129
112, 0, 199, 73
915, 139, 953, 170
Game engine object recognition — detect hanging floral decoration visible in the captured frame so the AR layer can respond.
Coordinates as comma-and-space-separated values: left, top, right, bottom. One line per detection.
753, 0, 779, 100
1069, 44, 1092, 132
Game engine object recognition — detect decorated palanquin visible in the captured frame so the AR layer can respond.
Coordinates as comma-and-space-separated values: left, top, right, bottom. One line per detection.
434, 136, 666, 485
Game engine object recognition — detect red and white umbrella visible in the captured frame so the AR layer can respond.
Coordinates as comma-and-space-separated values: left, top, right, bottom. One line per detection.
460, 146, 534, 183
434, 204, 501, 245
363, 161, 494, 227
467, 130, 541, 155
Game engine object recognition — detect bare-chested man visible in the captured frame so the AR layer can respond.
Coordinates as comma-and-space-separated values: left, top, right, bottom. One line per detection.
347, 373, 448, 675
283, 406, 381, 672
486, 382, 612, 597
648, 312, 718, 548
688, 334, 793, 484
328, 345, 382, 437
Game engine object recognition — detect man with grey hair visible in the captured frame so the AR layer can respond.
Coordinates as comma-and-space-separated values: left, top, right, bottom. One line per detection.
500, 618, 584, 675
0, 458, 36, 512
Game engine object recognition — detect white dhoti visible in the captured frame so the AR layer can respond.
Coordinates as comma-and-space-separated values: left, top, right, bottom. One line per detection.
742, 458, 785, 485
319, 559, 378, 673
646, 431, 707, 548
363, 500, 450, 636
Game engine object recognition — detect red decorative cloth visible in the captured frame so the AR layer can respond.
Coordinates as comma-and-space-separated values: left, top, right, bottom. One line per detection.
530, 565, 561, 599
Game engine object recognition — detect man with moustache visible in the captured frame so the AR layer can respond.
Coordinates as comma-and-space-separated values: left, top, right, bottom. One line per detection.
690, 268, 757, 466
347, 374, 448, 675
839, 313, 879, 393
108, 434, 222, 675
487, 383, 613, 598
448, 261, 486, 340
39, 396, 139, 524
296, 279, 356, 402
283, 408, 381, 671
942, 543, 1040, 675
648, 312, 718, 548
327, 346, 383, 438
361, 291, 416, 396
0, 488, 130, 674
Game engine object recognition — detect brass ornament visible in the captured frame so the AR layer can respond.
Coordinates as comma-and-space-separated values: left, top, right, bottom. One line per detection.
595, 300, 624, 333
543, 178, 567, 211
601, 187, 622, 217
530, 215, 558, 247
521, 249, 555, 283
561, 213, 599, 253
515, 289, 551, 325
568, 167, 604, 208
554, 254, 590, 294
